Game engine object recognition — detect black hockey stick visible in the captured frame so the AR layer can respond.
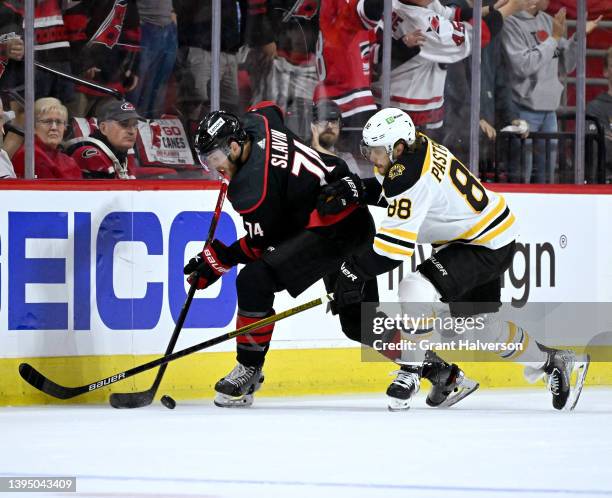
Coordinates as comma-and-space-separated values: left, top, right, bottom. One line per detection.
109, 180, 229, 409
19, 294, 332, 400
34, 62, 124, 100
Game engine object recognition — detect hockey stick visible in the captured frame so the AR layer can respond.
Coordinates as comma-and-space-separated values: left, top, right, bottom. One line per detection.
19, 294, 333, 400
109, 180, 229, 408
34, 62, 124, 100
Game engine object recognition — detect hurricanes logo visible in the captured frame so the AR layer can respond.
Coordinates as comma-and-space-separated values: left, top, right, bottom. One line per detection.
82, 148, 99, 159
149, 121, 162, 148
89, 0, 128, 49
388, 163, 405, 180
428, 15, 440, 34
291, 0, 319, 19
533, 30, 549, 43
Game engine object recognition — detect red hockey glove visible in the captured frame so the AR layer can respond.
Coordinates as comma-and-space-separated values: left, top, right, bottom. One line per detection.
183, 240, 233, 290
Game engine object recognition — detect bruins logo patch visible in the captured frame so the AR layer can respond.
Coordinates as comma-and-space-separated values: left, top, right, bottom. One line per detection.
388, 163, 405, 180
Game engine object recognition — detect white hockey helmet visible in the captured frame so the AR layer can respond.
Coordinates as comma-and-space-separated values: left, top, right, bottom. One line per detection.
361, 108, 416, 162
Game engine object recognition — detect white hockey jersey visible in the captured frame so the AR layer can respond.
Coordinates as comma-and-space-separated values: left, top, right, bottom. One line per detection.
372, 0, 475, 128
372, 134, 518, 261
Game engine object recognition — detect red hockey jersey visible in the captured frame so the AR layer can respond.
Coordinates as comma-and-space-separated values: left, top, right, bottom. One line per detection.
313, 0, 380, 120
64, 0, 140, 95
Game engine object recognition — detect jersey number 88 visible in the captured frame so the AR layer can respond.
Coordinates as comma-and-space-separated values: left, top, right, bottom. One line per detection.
388, 198, 412, 219
449, 160, 488, 212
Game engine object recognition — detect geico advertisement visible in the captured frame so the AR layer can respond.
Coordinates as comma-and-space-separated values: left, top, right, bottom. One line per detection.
0, 189, 610, 358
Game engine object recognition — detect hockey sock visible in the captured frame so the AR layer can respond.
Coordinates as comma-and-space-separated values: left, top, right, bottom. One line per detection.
235, 310, 275, 367
478, 320, 548, 368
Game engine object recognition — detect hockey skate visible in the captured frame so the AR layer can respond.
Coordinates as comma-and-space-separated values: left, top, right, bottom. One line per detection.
524, 349, 590, 411
421, 351, 479, 408
214, 363, 265, 408
386, 365, 421, 411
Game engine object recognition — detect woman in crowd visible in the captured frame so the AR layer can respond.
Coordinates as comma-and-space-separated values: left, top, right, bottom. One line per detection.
13, 97, 82, 179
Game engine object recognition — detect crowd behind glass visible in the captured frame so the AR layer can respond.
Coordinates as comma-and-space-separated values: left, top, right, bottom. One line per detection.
0, 0, 609, 183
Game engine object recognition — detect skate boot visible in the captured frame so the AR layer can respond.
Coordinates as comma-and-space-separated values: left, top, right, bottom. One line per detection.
214, 362, 265, 408
524, 349, 590, 411
386, 365, 421, 411
422, 350, 479, 408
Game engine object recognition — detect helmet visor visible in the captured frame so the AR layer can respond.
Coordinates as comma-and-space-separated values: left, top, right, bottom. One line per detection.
198, 145, 231, 173
359, 140, 387, 162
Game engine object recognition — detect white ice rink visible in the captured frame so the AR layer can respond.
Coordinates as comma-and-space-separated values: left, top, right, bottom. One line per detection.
1, 388, 611, 498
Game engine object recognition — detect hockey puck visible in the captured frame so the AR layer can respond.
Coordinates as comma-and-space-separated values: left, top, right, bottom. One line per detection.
160, 395, 176, 410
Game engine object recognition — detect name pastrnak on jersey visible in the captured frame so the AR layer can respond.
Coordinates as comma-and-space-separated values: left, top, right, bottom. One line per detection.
372, 135, 517, 261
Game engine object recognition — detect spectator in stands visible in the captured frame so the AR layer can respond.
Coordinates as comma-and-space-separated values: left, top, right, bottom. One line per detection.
374, 0, 529, 136
129, 0, 177, 118
12, 97, 82, 179
0, 34, 24, 74
0, 16, 25, 159
68, 100, 141, 179
174, 0, 242, 121
0, 96, 16, 178
244, 0, 318, 138
310, 99, 370, 178
442, 0, 530, 168
503, 2, 601, 182
586, 46, 611, 177
314, 0, 381, 131
1, 1, 73, 103
64, 0, 141, 117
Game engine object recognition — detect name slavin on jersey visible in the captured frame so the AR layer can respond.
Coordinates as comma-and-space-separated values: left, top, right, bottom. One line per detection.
430, 141, 450, 183
270, 129, 289, 168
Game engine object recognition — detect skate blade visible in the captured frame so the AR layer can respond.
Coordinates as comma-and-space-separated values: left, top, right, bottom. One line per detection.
437, 377, 480, 408
214, 393, 255, 408
565, 354, 590, 411
387, 397, 411, 412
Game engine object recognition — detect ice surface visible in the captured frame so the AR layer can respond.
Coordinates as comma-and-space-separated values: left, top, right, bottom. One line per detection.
1, 388, 611, 498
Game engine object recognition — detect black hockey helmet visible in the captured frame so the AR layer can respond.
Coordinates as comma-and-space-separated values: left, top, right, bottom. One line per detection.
194, 110, 248, 168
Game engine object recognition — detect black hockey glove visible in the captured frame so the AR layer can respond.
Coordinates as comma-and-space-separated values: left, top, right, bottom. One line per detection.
333, 258, 368, 310
183, 240, 233, 290
317, 173, 365, 216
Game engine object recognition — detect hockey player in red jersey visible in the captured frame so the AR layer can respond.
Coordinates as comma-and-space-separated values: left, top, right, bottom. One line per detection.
185, 102, 377, 407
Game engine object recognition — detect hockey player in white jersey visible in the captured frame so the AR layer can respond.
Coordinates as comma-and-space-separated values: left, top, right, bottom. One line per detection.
327, 108, 589, 411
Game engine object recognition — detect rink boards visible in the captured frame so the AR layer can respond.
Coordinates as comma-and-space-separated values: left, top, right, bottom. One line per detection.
1, 181, 612, 404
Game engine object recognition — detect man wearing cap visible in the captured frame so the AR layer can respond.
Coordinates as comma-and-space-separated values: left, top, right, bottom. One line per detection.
68, 100, 142, 179
310, 99, 370, 178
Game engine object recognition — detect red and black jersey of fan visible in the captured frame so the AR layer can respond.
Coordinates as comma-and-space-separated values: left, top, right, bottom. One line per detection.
63, 0, 140, 94
228, 104, 355, 255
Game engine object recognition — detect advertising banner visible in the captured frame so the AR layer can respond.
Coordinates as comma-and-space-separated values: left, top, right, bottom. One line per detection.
1, 186, 611, 359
